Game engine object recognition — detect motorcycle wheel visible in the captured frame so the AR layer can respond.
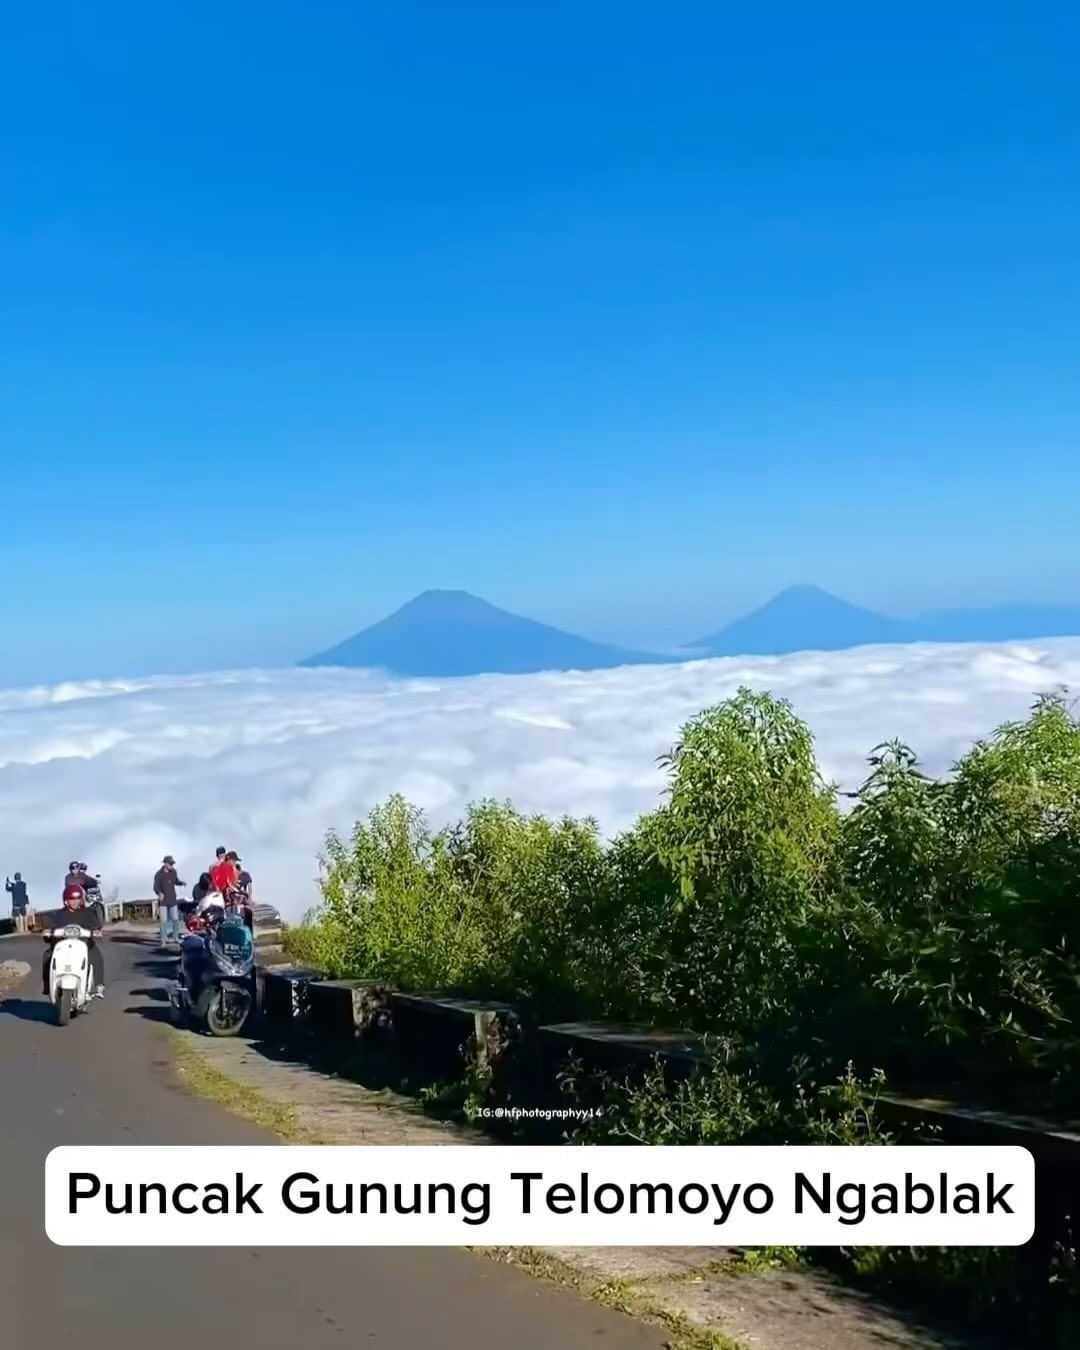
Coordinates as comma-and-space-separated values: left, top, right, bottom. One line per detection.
55, 988, 72, 1027
202, 987, 251, 1037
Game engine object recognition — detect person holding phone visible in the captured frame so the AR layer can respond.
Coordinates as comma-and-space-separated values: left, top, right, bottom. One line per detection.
6, 872, 29, 930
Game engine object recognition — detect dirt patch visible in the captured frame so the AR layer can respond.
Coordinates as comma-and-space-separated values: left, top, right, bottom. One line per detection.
0, 959, 31, 995
645, 1265, 974, 1350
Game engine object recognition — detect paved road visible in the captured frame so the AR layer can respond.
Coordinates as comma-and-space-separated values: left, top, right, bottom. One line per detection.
0, 935, 662, 1350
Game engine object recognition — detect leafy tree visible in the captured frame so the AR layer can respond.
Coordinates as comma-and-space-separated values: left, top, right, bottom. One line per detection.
643, 687, 840, 1031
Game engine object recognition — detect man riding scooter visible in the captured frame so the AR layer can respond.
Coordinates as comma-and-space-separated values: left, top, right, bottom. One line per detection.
64, 860, 102, 900
42, 882, 106, 998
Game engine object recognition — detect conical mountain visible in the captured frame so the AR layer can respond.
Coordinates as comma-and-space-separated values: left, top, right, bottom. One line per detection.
692, 584, 914, 655
302, 590, 660, 676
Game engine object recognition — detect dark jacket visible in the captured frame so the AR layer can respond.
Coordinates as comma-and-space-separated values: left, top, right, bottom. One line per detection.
153, 866, 184, 905
6, 878, 28, 909
41, 902, 104, 935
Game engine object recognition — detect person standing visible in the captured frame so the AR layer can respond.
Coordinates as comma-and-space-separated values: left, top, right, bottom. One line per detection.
209, 848, 239, 896
6, 872, 29, 931
153, 855, 186, 947
235, 858, 255, 933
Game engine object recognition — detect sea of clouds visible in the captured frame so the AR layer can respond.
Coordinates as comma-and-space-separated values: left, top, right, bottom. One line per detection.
2, 639, 1079, 921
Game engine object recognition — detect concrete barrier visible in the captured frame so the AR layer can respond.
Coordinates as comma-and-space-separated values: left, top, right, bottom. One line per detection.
259, 965, 323, 1030
245, 964, 703, 1093
390, 992, 522, 1078
537, 1021, 706, 1083
122, 898, 157, 924
252, 918, 285, 965
308, 978, 393, 1045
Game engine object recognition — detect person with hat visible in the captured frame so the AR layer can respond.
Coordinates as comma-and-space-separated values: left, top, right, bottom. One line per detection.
209, 848, 239, 897
153, 854, 186, 947
226, 851, 256, 932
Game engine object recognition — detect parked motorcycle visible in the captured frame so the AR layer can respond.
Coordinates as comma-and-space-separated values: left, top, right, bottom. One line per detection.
45, 923, 101, 1025
170, 896, 254, 1036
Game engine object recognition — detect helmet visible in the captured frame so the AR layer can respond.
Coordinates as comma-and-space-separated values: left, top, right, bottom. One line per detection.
63, 883, 85, 908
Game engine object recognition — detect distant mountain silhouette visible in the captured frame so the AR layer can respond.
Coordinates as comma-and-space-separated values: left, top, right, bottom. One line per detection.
303, 586, 1080, 678
691, 584, 914, 655
301, 590, 660, 676
691, 585, 1080, 657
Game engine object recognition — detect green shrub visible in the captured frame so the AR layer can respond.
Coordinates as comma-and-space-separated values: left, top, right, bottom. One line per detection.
564, 1053, 891, 1148
293, 687, 1079, 1336
835, 694, 1080, 1106
300, 687, 1080, 1108
303, 794, 611, 1008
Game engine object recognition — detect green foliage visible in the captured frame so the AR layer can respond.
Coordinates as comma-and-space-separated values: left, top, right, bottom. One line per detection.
729, 1246, 804, 1273
300, 686, 1080, 1110
420, 1059, 493, 1121
834, 1240, 1078, 1350
655, 687, 837, 911
651, 691, 838, 1027
834, 692, 1080, 1105
305, 793, 609, 1010
572, 688, 844, 1034
565, 1054, 891, 1149
292, 686, 1080, 1339
282, 911, 342, 972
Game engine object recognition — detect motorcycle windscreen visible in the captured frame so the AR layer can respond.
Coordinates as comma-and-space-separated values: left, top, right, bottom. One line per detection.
216, 921, 253, 962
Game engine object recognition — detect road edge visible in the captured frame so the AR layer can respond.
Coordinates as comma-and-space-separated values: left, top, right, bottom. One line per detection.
161, 1025, 744, 1350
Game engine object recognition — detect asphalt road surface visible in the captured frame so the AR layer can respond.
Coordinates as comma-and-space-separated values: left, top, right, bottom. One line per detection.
0, 934, 663, 1350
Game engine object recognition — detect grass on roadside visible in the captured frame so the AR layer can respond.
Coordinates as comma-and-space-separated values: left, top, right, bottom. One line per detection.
165, 1028, 310, 1141
478, 1246, 747, 1350
164, 1031, 746, 1350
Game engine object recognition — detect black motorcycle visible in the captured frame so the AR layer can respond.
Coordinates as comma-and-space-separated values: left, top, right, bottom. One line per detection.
170, 900, 254, 1036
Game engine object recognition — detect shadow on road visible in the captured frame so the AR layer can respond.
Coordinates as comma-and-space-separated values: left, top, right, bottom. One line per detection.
0, 997, 59, 1023
130, 986, 170, 1002
125, 1004, 175, 1024
133, 957, 178, 978
107, 933, 158, 946
241, 1029, 407, 1095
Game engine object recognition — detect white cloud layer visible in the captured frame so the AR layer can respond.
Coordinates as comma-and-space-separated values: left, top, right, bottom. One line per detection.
2, 640, 1079, 920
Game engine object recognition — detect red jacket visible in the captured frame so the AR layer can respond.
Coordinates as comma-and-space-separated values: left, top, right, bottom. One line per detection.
209, 861, 238, 893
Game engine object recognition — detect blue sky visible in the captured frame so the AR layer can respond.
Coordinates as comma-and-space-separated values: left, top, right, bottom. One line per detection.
2, 2, 1078, 683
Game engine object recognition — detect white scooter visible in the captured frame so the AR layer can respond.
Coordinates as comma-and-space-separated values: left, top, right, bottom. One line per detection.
45, 924, 101, 1025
